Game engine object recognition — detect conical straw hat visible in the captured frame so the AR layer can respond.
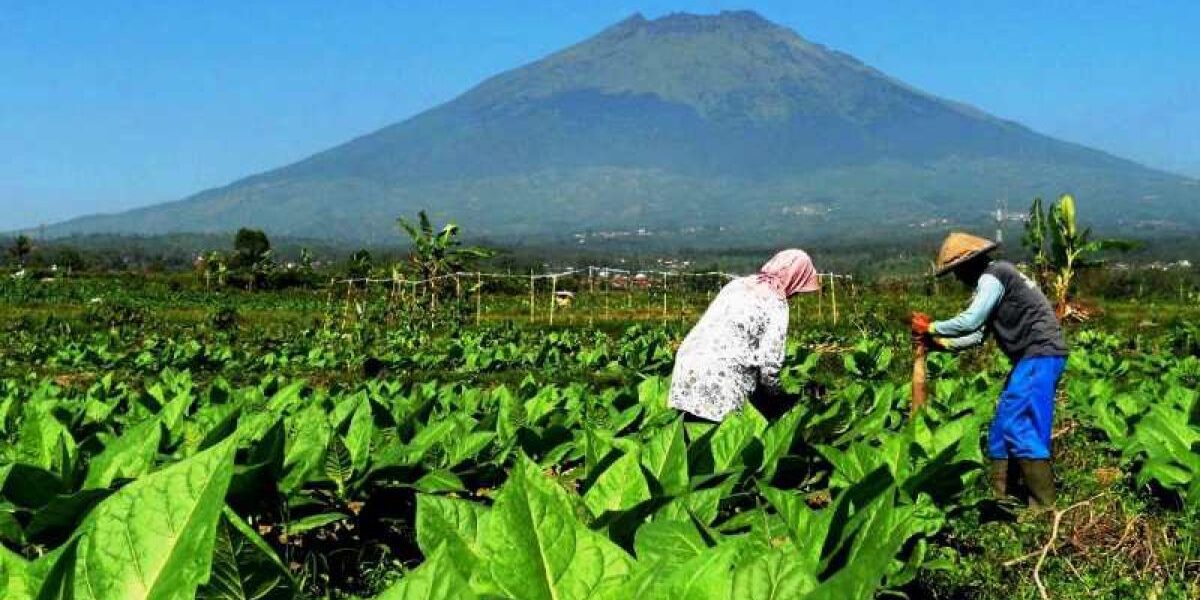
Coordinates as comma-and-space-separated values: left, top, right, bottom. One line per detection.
935, 232, 998, 276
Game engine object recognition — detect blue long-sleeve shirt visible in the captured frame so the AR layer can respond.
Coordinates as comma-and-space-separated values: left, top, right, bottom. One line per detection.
931, 274, 1004, 350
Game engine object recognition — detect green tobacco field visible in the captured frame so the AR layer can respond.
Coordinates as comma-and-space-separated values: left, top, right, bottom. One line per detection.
1, 275, 1198, 599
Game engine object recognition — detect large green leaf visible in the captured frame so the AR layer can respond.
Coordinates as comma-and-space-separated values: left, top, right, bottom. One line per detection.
656, 478, 734, 526
636, 377, 671, 418
324, 436, 353, 498
760, 486, 831, 574
197, 507, 295, 600
182, 405, 241, 457
345, 398, 374, 474
16, 409, 76, 477
157, 389, 194, 446
584, 449, 651, 517
445, 431, 494, 470
415, 494, 487, 578
376, 544, 475, 600
83, 419, 162, 489
730, 547, 817, 600
67, 437, 238, 600
632, 519, 706, 568
413, 470, 466, 494
758, 405, 804, 482
705, 406, 767, 473
0, 463, 64, 509
649, 541, 739, 600
802, 492, 910, 600
0, 545, 30, 600
376, 421, 457, 469
640, 418, 689, 495
27, 538, 78, 600
24, 489, 112, 545
478, 455, 631, 599
280, 406, 330, 493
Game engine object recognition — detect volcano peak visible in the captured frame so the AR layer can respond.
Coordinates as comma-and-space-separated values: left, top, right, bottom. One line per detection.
42, 12, 1197, 243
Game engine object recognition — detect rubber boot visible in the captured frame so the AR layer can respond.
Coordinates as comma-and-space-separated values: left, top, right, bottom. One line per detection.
1018, 459, 1056, 508
989, 459, 1009, 498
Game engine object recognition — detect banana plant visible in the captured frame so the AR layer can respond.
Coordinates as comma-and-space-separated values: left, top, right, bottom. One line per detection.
7, 235, 33, 268
397, 210, 493, 309
1022, 197, 1050, 289
203, 251, 228, 289
1023, 194, 1139, 318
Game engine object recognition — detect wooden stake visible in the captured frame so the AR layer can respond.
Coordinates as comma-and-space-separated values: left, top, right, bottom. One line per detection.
529, 271, 535, 322
911, 337, 928, 419
475, 272, 482, 326
400, 274, 408, 315
831, 274, 839, 325
662, 273, 668, 322
604, 276, 610, 321
817, 276, 824, 321
549, 275, 557, 326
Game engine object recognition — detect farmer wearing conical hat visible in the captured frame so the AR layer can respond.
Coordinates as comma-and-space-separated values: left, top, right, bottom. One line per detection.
912, 233, 1068, 508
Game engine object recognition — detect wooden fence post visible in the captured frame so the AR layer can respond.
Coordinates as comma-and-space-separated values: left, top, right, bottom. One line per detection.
818, 275, 825, 321
831, 274, 839, 325
604, 275, 610, 321
662, 273, 668, 323
549, 275, 558, 326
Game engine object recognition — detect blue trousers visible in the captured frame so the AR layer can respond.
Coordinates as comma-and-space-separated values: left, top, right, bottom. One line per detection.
988, 356, 1067, 460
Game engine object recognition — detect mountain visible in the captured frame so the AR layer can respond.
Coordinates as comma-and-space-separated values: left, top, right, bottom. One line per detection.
43, 10, 1200, 245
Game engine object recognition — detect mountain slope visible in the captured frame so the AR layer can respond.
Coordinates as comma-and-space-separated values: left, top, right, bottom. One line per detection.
45, 10, 1200, 244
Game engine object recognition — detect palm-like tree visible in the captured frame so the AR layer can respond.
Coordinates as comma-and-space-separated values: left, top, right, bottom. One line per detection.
8, 235, 33, 267
397, 211, 493, 308
1023, 194, 1138, 319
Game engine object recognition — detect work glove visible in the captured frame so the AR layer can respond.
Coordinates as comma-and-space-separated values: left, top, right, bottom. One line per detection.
910, 312, 933, 335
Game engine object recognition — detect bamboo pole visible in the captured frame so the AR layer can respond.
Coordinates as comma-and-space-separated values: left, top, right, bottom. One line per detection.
588, 267, 595, 327
400, 274, 408, 316
662, 273, 668, 323
681, 277, 691, 321
341, 279, 354, 329
549, 275, 557, 326
604, 275, 610, 321
454, 275, 462, 319
475, 272, 482, 326
817, 276, 824, 321
529, 270, 535, 323
831, 274, 838, 325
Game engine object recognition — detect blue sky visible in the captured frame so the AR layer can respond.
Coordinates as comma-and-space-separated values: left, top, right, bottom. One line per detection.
2, 1, 1197, 230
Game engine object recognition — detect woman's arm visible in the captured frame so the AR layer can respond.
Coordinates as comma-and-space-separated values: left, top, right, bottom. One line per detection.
931, 274, 1003, 337
757, 308, 789, 393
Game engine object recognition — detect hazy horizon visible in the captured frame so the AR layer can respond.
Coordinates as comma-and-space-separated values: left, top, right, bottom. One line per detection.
3, 2, 1197, 231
